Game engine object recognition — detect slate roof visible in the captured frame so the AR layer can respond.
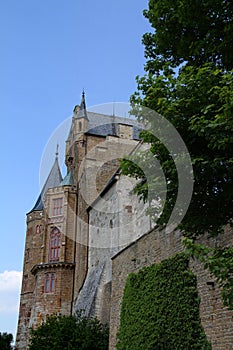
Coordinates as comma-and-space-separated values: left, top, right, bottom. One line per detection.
60, 170, 74, 186
29, 156, 63, 213
68, 92, 143, 141
84, 111, 142, 140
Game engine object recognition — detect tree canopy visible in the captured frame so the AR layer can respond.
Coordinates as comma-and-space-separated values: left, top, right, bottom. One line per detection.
0, 332, 13, 350
122, 0, 233, 238
143, 0, 233, 71
28, 314, 109, 350
121, 0, 233, 308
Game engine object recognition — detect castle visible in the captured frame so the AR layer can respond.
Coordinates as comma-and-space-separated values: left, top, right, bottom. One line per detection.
16, 92, 233, 350
15, 92, 147, 349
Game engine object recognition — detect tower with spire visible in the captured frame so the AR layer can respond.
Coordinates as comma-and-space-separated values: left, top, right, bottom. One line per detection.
16, 147, 77, 349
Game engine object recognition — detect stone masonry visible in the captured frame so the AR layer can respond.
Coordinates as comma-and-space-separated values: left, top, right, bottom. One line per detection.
15, 93, 143, 349
110, 225, 233, 350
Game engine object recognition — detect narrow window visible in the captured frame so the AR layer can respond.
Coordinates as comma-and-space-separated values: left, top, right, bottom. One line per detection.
45, 274, 50, 293
45, 273, 56, 293
51, 273, 55, 292
23, 274, 28, 292
36, 225, 41, 234
52, 198, 63, 216
78, 121, 82, 131
25, 248, 30, 263
49, 227, 61, 262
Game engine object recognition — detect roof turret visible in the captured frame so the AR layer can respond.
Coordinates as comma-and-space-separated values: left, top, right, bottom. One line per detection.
60, 169, 74, 186
29, 146, 63, 212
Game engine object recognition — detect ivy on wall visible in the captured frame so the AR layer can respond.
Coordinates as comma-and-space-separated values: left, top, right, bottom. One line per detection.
117, 253, 211, 350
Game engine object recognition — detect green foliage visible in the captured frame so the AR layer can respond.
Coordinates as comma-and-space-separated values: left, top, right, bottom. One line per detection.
117, 254, 211, 350
143, 0, 233, 70
121, 0, 233, 309
0, 332, 13, 350
121, 0, 233, 238
28, 313, 109, 350
122, 63, 233, 237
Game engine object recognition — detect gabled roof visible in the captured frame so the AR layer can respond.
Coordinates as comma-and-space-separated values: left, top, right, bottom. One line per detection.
29, 153, 63, 213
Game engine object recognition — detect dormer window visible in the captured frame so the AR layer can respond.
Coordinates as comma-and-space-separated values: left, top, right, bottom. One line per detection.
53, 198, 63, 216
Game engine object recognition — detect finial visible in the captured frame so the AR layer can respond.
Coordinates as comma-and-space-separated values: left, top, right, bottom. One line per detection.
113, 102, 115, 117
55, 144, 59, 159
77, 89, 88, 120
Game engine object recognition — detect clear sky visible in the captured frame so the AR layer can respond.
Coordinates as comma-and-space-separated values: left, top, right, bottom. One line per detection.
0, 0, 151, 340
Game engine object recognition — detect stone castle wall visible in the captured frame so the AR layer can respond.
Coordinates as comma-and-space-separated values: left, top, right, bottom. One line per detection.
110, 226, 233, 350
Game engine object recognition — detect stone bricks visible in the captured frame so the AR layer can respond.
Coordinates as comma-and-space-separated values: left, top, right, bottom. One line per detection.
109, 226, 233, 350
16, 104, 143, 349
17, 101, 233, 350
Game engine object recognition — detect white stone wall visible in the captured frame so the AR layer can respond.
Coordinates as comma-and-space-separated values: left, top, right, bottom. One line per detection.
75, 172, 151, 322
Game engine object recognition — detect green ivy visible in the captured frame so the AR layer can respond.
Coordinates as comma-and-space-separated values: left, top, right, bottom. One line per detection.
117, 253, 211, 350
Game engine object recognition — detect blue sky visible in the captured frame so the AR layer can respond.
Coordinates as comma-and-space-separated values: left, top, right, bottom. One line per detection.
0, 0, 151, 340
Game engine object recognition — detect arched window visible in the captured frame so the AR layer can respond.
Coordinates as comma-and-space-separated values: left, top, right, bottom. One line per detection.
49, 227, 61, 262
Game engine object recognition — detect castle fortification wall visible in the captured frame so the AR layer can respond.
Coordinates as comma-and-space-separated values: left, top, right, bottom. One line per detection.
110, 226, 233, 350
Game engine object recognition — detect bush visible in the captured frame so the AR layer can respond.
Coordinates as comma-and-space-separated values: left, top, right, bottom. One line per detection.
28, 313, 109, 350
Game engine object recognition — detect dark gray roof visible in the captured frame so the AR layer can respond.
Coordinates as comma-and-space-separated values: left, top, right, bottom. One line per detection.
86, 111, 142, 140
29, 156, 63, 213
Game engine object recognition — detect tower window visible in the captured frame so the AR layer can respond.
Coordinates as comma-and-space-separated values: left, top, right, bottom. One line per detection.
45, 273, 56, 293
52, 198, 63, 216
36, 225, 41, 234
23, 274, 28, 292
25, 249, 30, 263
49, 227, 61, 262
78, 121, 82, 131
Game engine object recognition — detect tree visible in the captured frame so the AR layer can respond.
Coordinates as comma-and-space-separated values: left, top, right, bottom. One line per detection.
142, 0, 233, 71
0, 332, 13, 350
121, 0, 233, 307
28, 314, 109, 350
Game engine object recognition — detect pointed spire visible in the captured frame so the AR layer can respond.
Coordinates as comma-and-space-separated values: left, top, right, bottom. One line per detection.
77, 90, 89, 120
29, 147, 63, 212
55, 144, 59, 158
